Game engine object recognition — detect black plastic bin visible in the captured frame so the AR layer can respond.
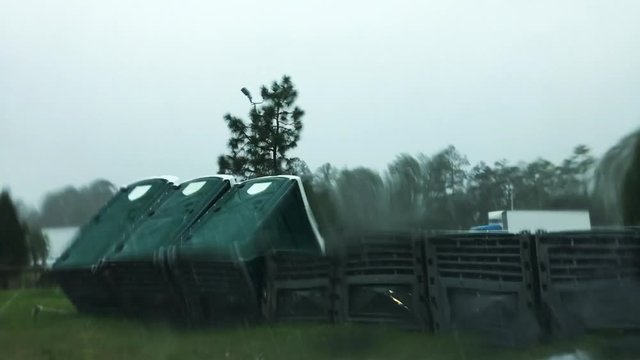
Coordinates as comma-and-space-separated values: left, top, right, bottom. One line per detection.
338, 231, 430, 330
264, 251, 338, 323
535, 229, 640, 336
424, 232, 541, 346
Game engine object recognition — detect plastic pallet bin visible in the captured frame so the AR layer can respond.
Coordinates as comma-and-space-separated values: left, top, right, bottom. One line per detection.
101, 176, 234, 320
338, 232, 430, 330
173, 176, 325, 326
265, 251, 337, 323
424, 232, 541, 347
535, 229, 640, 336
52, 177, 176, 313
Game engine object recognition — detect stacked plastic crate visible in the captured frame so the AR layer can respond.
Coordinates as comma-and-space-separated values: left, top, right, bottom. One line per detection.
424, 232, 541, 346
337, 231, 430, 330
265, 250, 338, 323
535, 229, 640, 336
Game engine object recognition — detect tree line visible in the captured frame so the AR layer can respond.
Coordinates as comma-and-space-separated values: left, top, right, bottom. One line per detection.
304, 145, 601, 245
217, 75, 639, 247
37, 179, 117, 228
2, 75, 636, 281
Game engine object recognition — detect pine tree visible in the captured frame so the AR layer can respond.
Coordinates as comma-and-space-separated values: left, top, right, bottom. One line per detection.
0, 191, 29, 287
218, 75, 305, 178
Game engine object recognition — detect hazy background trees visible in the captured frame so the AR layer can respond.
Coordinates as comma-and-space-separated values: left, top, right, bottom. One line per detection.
304, 144, 609, 247
211, 77, 638, 245
38, 179, 117, 228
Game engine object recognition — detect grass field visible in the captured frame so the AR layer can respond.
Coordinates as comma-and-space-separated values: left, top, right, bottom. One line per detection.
0, 288, 636, 360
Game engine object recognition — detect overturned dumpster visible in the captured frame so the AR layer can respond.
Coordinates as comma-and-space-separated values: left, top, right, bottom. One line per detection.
52, 177, 177, 314
172, 176, 325, 325
100, 176, 235, 320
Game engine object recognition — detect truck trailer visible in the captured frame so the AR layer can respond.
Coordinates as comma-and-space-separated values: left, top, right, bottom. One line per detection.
471, 210, 591, 233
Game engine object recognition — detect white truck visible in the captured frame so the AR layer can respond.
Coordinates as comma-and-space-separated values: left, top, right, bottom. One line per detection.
471, 210, 591, 233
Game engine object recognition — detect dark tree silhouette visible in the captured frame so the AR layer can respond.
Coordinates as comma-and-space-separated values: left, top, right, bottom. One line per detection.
0, 191, 29, 288
218, 75, 305, 178
594, 129, 640, 225
621, 133, 640, 225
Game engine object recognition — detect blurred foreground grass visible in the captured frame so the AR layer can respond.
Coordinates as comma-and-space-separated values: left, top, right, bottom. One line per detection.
0, 288, 635, 360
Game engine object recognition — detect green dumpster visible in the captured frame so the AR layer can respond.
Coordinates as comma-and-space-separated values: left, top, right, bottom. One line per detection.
101, 176, 235, 320
52, 177, 177, 313
173, 175, 325, 325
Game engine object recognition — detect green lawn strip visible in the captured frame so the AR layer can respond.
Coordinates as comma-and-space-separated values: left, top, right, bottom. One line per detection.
0, 289, 636, 360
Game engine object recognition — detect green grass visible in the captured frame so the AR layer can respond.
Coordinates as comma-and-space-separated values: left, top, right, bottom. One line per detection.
0, 288, 635, 360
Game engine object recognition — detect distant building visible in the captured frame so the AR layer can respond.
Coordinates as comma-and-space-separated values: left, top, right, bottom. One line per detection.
42, 226, 79, 267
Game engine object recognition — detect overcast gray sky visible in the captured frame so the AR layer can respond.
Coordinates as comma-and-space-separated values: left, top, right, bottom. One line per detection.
1, 0, 639, 206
